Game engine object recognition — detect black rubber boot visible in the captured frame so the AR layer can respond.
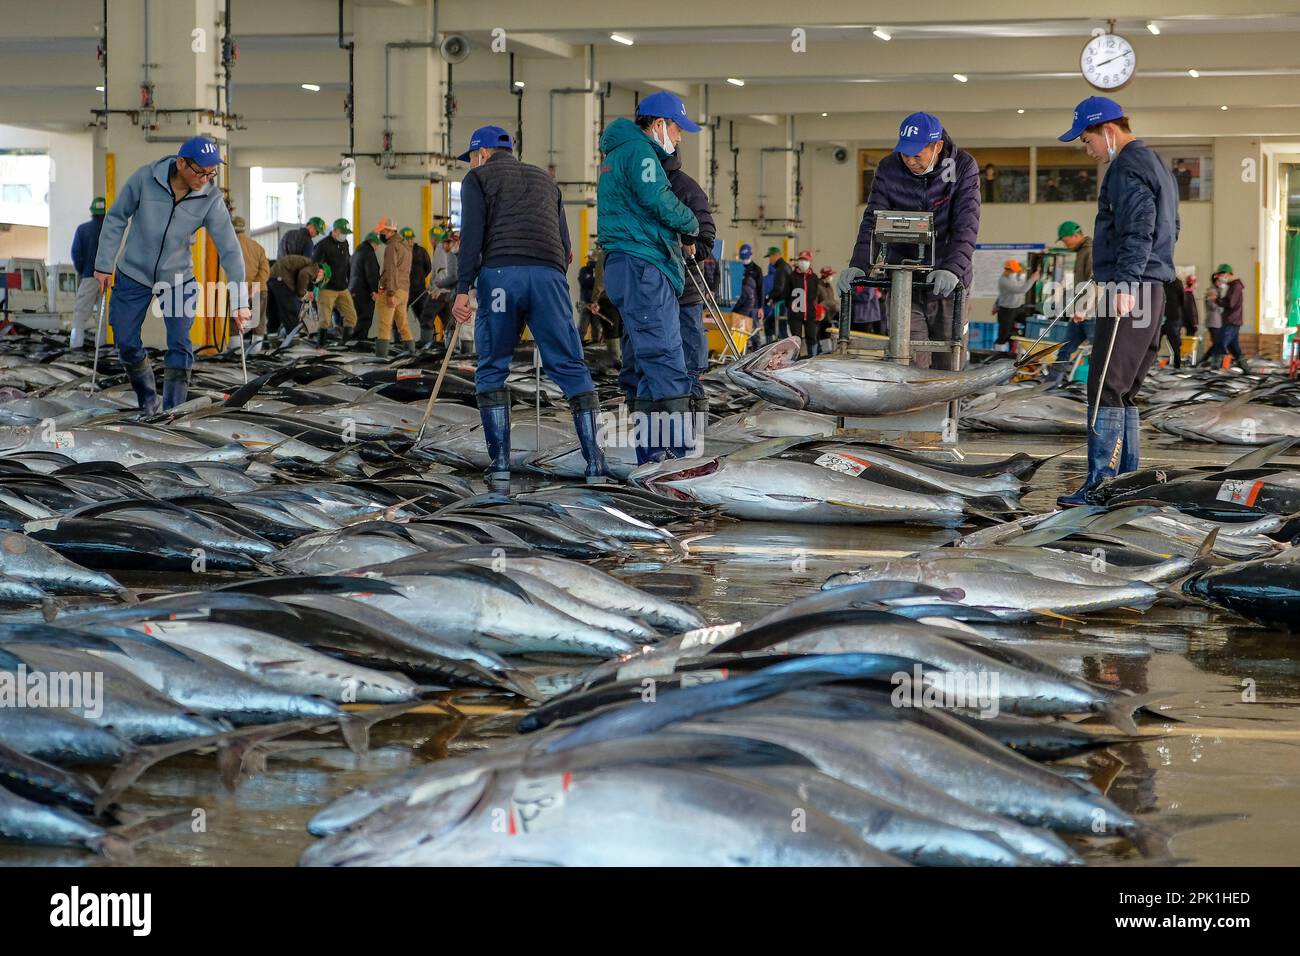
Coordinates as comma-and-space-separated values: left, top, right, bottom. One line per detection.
648, 395, 697, 460
373, 338, 390, 360
126, 361, 160, 415
630, 398, 654, 465
689, 395, 711, 441
568, 391, 610, 484
477, 388, 512, 485
161, 367, 190, 411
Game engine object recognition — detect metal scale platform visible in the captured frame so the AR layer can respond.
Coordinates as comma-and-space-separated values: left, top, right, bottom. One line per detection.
834, 210, 968, 457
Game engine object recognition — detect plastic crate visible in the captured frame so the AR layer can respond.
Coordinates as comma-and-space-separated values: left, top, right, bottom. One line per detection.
968, 321, 998, 350
1024, 315, 1070, 343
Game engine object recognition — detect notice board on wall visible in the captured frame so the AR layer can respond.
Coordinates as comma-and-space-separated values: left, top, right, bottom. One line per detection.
971, 242, 1046, 298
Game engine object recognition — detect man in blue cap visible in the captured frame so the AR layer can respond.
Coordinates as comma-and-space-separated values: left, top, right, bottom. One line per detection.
93, 135, 249, 412
69, 196, 106, 350
597, 90, 701, 462
449, 125, 608, 485
838, 112, 980, 370
1054, 97, 1179, 506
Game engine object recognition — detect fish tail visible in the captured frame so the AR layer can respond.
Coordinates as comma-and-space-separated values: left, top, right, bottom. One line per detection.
98, 810, 192, 859
1127, 812, 1246, 859
1099, 689, 1175, 736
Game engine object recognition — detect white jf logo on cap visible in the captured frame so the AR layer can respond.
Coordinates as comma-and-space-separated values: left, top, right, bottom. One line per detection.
902, 125, 920, 137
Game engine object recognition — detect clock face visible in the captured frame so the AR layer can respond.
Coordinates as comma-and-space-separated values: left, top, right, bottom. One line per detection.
1080, 33, 1136, 91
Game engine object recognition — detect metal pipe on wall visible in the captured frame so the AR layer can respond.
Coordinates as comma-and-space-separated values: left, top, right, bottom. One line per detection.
548, 44, 597, 174
338, 0, 354, 155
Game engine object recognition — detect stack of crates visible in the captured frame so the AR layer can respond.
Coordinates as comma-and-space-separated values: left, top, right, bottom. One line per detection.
967, 320, 998, 350
1024, 316, 1070, 343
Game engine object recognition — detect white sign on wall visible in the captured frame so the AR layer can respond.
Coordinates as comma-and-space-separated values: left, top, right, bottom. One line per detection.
971, 242, 1045, 299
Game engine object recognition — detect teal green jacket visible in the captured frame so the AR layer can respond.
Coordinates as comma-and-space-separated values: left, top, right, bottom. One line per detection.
596, 118, 700, 295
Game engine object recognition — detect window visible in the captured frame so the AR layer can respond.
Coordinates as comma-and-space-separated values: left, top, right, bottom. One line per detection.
1036, 148, 1099, 202
266, 196, 280, 223
1, 184, 33, 204
20, 268, 38, 291
58, 272, 78, 293
1151, 146, 1213, 201
966, 149, 1031, 203
858, 150, 890, 204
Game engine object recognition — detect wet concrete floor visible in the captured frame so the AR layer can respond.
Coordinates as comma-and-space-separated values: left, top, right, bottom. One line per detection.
3, 433, 1298, 866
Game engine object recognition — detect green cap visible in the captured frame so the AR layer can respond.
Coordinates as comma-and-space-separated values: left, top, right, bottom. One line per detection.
1216, 263, 1234, 275
317, 262, 332, 283
90, 196, 106, 215
363, 231, 382, 245
765, 246, 782, 257
232, 215, 247, 231
307, 216, 327, 231
331, 218, 352, 235
1057, 220, 1082, 240
399, 226, 416, 240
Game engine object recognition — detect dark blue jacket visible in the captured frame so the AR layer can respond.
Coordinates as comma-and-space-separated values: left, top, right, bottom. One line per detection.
849, 132, 981, 287
1092, 139, 1179, 285
662, 152, 716, 306
71, 216, 104, 279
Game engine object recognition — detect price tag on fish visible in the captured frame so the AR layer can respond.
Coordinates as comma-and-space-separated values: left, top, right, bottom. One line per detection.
396, 370, 424, 380
616, 652, 681, 681
679, 668, 730, 687
1216, 479, 1264, 507
509, 772, 571, 835
678, 621, 743, 650
813, 452, 870, 476
51, 431, 75, 450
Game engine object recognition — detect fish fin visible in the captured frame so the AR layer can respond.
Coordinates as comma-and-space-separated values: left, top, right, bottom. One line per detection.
1031, 608, 1085, 624
727, 435, 813, 462
253, 659, 304, 670
1223, 436, 1297, 471
1099, 690, 1176, 737
97, 810, 192, 860
1191, 527, 1219, 573
338, 699, 426, 755
40, 597, 57, 623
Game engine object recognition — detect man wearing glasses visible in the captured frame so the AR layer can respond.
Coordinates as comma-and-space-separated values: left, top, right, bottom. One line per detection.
94, 135, 250, 412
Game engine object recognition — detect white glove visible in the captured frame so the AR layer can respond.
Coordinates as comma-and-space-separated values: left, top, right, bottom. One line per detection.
836, 266, 866, 296
927, 269, 960, 298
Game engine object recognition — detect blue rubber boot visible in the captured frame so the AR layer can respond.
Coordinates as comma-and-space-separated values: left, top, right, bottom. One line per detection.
1120, 406, 1140, 473
161, 368, 189, 411
569, 391, 611, 484
1057, 406, 1125, 507
126, 361, 160, 415
630, 399, 655, 465
477, 388, 512, 485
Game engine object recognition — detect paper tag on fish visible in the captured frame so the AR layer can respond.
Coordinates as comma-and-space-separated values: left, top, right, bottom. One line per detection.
1216, 478, 1264, 507
22, 518, 60, 533
679, 668, 730, 687
599, 504, 656, 531
616, 653, 682, 681
51, 431, 75, 449
509, 772, 571, 835
813, 452, 871, 476
679, 621, 743, 650
396, 370, 424, 380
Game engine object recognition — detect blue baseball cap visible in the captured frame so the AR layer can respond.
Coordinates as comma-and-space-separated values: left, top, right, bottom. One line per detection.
739, 243, 752, 258
635, 91, 702, 133
1059, 96, 1125, 142
458, 125, 514, 162
894, 112, 943, 155
177, 135, 223, 166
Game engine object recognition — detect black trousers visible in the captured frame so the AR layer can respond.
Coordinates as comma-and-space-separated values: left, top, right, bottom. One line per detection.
1087, 281, 1166, 408
995, 306, 1020, 345
266, 278, 300, 335
1162, 317, 1183, 368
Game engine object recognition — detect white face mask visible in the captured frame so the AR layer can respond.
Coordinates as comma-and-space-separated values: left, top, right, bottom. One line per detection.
740, 255, 751, 263
653, 121, 676, 155
796, 260, 811, 271
1104, 129, 1117, 162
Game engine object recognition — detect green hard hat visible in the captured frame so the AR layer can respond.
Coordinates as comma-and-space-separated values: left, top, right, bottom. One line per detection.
1057, 220, 1082, 239
765, 246, 782, 256
90, 196, 106, 215
317, 262, 332, 282
307, 216, 327, 231
332, 218, 352, 235
364, 231, 382, 245
1216, 262, 1234, 274
399, 226, 416, 239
